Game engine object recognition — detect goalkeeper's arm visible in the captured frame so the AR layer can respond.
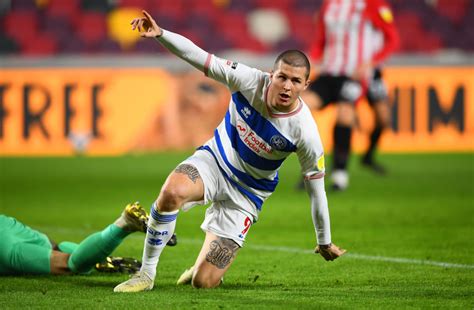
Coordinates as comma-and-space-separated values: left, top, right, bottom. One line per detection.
304, 177, 346, 261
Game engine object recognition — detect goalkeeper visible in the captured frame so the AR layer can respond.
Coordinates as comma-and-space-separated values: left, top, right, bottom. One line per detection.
0, 202, 155, 275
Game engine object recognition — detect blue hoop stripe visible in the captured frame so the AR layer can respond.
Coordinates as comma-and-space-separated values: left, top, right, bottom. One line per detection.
232, 92, 296, 152
197, 145, 264, 210
215, 129, 278, 192
224, 111, 285, 171
151, 205, 178, 223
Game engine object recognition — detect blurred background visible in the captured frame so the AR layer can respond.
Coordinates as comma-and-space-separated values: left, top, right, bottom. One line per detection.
1, 0, 473, 56
0, 0, 473, 155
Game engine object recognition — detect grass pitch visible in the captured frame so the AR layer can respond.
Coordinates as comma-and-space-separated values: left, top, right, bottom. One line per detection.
0, 152, 473, 309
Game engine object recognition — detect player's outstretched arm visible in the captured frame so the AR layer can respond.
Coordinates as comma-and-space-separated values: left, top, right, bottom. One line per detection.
304, 177, 346, 261
130, 10, 209, 74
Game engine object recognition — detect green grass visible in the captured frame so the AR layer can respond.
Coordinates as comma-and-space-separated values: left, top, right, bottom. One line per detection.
0, 153, 473, 309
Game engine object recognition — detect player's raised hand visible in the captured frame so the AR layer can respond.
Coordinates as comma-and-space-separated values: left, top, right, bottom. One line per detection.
130, 10, 163, 38
315, 243, 346, 261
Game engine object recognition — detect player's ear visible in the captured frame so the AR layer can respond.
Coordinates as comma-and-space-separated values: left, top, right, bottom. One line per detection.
304, 79, 310, 90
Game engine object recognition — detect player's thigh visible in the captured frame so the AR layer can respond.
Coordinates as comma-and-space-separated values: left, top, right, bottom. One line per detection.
192, 232, 240, 288
157, 164, 205, 209
373, 100, 391, 127
335, 101, 356, 126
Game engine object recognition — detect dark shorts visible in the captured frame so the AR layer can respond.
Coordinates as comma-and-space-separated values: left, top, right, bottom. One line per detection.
366, 68, 388, 106
309, 74, 363, 107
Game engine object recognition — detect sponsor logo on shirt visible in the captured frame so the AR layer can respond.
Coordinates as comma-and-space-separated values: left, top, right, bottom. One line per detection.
237, 119, 272, 154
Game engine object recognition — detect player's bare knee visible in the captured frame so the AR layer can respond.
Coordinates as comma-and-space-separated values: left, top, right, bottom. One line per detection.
191, 273, 221, 289
156, 187, 184, 212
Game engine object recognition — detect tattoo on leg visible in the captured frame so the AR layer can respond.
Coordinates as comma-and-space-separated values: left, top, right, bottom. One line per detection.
175, 164, 201, 184
205, 238, 239, 269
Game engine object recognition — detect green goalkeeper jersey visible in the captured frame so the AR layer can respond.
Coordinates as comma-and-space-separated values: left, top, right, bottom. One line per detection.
0, 215, 52, 274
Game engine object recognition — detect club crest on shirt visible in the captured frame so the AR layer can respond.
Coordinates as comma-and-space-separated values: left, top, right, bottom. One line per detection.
270, 135, 287, 151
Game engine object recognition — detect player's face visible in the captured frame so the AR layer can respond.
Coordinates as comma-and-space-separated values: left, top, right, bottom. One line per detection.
268, 61, 309, 112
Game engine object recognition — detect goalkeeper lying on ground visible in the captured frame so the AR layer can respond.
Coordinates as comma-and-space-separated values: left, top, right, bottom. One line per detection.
0, 202, 176, 275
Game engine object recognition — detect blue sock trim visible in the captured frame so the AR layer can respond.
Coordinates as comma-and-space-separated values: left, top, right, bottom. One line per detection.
150, 203, 178, 223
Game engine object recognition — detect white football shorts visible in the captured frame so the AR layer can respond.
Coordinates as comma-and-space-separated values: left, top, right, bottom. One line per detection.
179, 149, 257, 247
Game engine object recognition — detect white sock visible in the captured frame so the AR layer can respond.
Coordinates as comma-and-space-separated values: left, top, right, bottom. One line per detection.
140, 202, 178, 279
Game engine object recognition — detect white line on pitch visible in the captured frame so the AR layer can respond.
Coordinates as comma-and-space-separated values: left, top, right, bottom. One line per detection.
177, 238, 474, 270
35, 226, 474, 270
242, 243, 474, 270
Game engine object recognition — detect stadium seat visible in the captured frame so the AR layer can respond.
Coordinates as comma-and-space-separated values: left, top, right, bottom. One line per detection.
60, 37, 86, 54
133, 36, 166, 53
188, 0, 220, 18
255, 0, 294, 11
97, 38, 122, 53
10, 0, 38, 10
227, 0, 256, 12
74, 12, 108, 47
21, 34, 58, 55
154, 0, 184, 20
42, 15, 72, 39
215, 11, 248, 42
286, 11, 316, 45
81, 0, 113, 12
46, 0, 81, 19
0, 0, 470, 55
293, 0, 322, 12
119, 0, 150, 10
435, 0, 469, 24
3, 10, 39, 46
273, 36, 306, 52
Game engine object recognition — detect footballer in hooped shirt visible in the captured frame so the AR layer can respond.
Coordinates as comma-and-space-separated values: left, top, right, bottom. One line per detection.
114, 10, 346, 292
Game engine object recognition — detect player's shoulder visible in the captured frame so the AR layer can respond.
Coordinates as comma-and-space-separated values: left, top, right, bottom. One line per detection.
285, 102, 318, 141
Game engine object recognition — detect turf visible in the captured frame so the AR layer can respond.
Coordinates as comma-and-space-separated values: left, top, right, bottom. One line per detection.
0, 153, 473, 309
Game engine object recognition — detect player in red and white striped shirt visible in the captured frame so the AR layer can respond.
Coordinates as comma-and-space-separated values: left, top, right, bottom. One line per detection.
305, 0, 399, 190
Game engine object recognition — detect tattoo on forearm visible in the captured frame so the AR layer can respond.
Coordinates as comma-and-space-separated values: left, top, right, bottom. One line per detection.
205, 238, 239, 269
175, 164, 201, 184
